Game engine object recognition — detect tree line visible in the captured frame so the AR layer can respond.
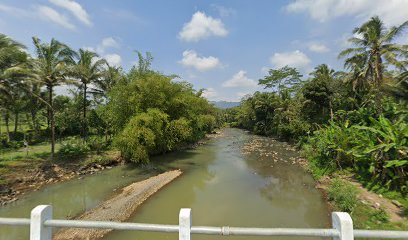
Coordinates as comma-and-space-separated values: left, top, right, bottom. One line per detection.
0, 35, 220, 162
226, 17, 408, 193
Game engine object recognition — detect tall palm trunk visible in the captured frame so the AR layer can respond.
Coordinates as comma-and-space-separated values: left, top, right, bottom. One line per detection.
375, 51, 383, 88
30, 86, 39, 135
375, 51, 383, 113
83, 83, 87, 139
48, 85, 55, 160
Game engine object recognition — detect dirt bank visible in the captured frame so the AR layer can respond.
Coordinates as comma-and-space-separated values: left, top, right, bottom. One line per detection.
0, 151, 123, 205
53, 169, 182, 240
0, 131, 223, 206
0, 151, 122, 206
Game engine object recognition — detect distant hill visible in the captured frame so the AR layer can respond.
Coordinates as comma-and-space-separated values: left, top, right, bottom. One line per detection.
211, 101, 240, 109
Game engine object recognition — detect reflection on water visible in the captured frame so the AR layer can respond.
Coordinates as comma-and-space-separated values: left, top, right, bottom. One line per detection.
0, 128, 329, 240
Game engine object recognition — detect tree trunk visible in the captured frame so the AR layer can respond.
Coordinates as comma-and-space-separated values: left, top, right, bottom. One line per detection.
48, 86, 55, 160
375, 52, 383, 113
329, 100, 334, 121
83, 83, 87, 139
376, 52, 383, 88
4, 111, 10, 142
30, 86, 40, 136
46, 108, 50, 128
30, 110, 38, 136
14, 111, 19, 135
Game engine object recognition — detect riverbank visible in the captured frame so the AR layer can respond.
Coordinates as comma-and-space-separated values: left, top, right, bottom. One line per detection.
314, 173, 408, 230
237, 128, 408, 230
0, 128, 330, 240
0, 150, 122, 205
0, 130, 223, 206
54, 170, 182, 240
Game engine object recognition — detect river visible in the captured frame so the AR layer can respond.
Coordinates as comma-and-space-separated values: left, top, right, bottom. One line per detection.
0, 128, 329, 240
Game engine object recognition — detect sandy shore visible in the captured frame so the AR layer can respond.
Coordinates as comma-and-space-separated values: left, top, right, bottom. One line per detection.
54, 169, 182, 240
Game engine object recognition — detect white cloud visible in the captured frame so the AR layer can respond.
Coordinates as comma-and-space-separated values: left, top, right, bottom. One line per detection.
286, 0, 408, 26
104, 54, 122, 67
308, 42, 330, 53
179, 50, 222, 71
0, 4, 31, 17
84, 38, 121, 66
179, 11, 228, 42
270, 50, 311, 69
37, 6, 75, 30
49, 0, 92, 26
211, 4, 237, 17
222, 70, 257, 88
261, 66, 270, 74
202, 88, 218, 99
96, 37, 120, 54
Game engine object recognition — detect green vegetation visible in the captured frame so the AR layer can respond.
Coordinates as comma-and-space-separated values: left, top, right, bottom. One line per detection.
225, 16, 408, 227
0, 142, 61, 162
0, 32, 219, 170
0, 14, 406, 230
327, 178, 359, 213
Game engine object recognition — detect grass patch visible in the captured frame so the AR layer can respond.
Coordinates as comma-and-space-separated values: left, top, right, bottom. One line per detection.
325, 178, 408, 231
0, 142, 61, 162
350, 203, 408, 230
327, 178, 359, 213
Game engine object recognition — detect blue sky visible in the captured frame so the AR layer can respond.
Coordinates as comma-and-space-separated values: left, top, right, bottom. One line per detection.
1, 0, 407, 101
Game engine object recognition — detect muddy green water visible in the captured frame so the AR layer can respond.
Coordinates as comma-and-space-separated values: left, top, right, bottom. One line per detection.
0, 128, 329, 240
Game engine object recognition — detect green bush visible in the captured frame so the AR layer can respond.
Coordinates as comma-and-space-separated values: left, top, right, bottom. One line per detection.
350, 114, 408, 192
84, 155, 115, 166
4, 140, 24, 149
327, 178, 358, 213
114, 108, 203, 163
166, 117, 192, 150
303, 121, 355, 175
58, 138, 90, 157
86, 137, 110, 154
196, 114, 216, 133
114, 108, 171, 163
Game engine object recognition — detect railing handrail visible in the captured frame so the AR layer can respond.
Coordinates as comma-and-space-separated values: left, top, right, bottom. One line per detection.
0, 205, 408, 239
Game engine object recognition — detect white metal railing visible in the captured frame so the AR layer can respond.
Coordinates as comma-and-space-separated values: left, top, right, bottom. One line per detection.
0, 205, 407, 239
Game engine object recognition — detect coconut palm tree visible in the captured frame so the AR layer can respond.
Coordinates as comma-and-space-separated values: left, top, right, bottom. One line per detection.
72, 49, 107, 138
0, 34, 28, 141
310, 64, 335, 80
32, 37, 76, 160
339, 16, 408, 90
90, 64, 123, 98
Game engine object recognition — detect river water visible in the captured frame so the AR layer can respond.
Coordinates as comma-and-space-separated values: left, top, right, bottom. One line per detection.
0, 128, 329, 240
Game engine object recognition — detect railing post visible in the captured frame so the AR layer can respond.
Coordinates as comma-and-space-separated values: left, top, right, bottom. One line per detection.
179, 208, 192, 240
30, 205, 52, 240
332, 212, 353, 240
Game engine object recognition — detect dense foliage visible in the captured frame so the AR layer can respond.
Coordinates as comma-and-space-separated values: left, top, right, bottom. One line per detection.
227, 17, 408, 193
0, 34, 219, 163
